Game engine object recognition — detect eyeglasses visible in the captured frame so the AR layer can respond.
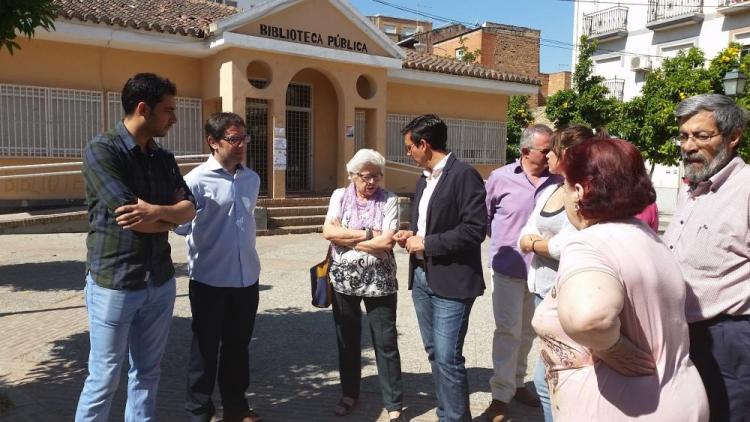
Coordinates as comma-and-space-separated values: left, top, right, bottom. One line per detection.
356, 172, 383, 183
404, 143, 420, 154
531, 148, 551, 155
221, 135, 250, 146
672, 132, 721, 146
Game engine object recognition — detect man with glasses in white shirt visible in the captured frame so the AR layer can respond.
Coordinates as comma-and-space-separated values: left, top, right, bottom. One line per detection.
176, 112, 263, 422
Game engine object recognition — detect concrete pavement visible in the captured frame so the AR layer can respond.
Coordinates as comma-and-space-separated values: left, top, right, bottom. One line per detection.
0, 232, 543, 422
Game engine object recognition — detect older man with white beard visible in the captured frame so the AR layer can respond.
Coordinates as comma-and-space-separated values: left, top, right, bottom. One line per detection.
663, 93, 750, 422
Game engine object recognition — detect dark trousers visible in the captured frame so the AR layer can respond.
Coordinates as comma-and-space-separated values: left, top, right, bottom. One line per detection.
185, 280, 259, 422
332, 290, 403, 412
689, 315, 750, 422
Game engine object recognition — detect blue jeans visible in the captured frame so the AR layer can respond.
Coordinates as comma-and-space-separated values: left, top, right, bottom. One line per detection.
75, 273, 176, 422
533, 294, 553, 422
411, 267, 475, 422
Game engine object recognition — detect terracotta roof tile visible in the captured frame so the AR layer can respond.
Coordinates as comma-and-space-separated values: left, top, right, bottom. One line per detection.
51, 1, 538, 85
402, 50, 540, 85
53, 0, 238, 38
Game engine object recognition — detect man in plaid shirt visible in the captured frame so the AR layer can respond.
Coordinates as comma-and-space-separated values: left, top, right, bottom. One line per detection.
75, 73, 196, 422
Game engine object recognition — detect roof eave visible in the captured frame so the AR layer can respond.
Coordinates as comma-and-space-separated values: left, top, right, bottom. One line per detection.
389, 68, 539, 95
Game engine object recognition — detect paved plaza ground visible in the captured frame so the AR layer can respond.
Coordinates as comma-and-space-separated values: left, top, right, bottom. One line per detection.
0, 232, 543, 422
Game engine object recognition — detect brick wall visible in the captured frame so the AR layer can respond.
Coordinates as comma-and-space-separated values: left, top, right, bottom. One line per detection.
415, 24, 470, 51
535, 73, 551, 107
482, 26, 540, 81
547, 71, 571, 96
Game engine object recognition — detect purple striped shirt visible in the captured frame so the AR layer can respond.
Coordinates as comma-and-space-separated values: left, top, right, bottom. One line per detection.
486, 161, 561, 279
663, 156, 750, 322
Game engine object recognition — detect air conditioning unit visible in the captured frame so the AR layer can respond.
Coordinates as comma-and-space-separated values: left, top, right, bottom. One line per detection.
630, 55, 652, 71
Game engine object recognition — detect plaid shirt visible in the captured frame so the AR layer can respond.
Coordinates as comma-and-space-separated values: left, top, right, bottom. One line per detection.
82, 122, 195, 290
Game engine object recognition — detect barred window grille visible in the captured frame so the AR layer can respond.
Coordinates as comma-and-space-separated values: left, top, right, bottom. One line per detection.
247, 98, 269, 194
0, 84, 102, 157
285, 83, 313, 191
354, 109, 366, 151
249, 79, 269, 90
106, 92, 203, 155
286, 84, 312, 108
385, 114, 414, 164
385, 114, 507, 165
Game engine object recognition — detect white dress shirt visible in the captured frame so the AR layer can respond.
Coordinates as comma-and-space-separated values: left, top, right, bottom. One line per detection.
416, 153, 451, 259
175, 155, 261, 288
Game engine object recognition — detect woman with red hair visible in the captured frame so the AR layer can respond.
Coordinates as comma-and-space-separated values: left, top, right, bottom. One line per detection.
532, 138, 708, 421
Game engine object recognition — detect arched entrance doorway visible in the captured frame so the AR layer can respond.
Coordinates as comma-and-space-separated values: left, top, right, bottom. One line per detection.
285, 68, 339, 193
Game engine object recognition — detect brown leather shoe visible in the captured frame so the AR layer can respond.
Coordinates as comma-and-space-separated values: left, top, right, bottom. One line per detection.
482, 399, 508, 422
513, 387, 541, 407
238, 409, 263, 422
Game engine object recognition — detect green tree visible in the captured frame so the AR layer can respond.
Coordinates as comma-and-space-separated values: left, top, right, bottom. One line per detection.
0, 0, 57, 55
609, 45, 750, 173
706, 43, 750, 160
545, 36, 619, 129
505, 95, 534, 162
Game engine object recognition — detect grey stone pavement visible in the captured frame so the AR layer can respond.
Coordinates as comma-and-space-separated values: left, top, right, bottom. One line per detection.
0, 232, 543, 422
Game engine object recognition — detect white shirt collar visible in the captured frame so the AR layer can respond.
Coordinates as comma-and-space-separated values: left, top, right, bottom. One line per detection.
423, 152, 451, 180
205, 154, 244, 173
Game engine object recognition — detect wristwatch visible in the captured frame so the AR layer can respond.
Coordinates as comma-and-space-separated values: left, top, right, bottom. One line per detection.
365, 227, 373, 240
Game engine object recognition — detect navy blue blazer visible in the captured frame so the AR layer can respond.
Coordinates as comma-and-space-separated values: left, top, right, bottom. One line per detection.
408, 154, 486, 299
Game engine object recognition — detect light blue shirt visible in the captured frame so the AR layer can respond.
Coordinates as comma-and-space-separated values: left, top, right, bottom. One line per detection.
175, 155, 261, 288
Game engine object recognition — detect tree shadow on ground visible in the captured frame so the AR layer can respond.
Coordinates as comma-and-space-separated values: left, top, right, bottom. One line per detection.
6, 306, 365, 421
0, 261, 271, 294
0, 261, 86, 292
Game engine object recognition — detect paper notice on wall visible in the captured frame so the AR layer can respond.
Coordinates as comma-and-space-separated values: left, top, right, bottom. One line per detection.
273, 137, 287, 170
345, 125, 355, 138
274, 127, 286, 138
273, 137, 287, 150
273, 148, 287, 170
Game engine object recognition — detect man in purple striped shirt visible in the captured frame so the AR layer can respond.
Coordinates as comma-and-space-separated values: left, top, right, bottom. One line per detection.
664, 93, 750, 422
482, 124, 561, 422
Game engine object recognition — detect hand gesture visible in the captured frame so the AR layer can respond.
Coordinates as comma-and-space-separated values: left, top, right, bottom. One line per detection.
115, 198, 161, 229
392, 230, 414, 248
593, 335, 656, 377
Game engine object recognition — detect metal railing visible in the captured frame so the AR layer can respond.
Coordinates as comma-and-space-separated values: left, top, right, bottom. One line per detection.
583, 7, 628, 37
602, 78, 625, 101
648, 0, 703, 23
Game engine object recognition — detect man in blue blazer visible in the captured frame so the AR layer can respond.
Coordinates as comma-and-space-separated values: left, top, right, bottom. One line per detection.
394, 114, 486, 422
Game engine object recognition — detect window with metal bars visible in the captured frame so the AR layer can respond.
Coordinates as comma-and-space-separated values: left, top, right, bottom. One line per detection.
106, 92, 203, 155
385, 114, 507, 165
0, 84, 102, 157
355, 110, 366, 151
246, 98, 269, 193
285, 83, 312, 191
249, 79, 269, 90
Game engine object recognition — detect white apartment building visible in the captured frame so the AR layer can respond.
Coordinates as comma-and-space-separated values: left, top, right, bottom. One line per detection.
571, 0, 750, 213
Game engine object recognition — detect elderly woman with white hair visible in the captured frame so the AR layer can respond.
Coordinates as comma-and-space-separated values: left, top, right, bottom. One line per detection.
323, 148, 403, 422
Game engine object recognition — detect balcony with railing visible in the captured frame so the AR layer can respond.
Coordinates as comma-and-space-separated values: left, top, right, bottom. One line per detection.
583, 7, 628, 41
717, 0, 750, 15
602, 78, 625, 101
646, 0, 704, 31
